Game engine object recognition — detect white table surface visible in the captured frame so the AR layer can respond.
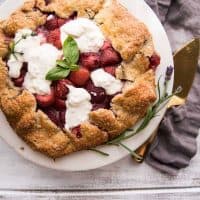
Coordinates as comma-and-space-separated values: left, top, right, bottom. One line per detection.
0, 135, 200, 199
1, 0, 200, 199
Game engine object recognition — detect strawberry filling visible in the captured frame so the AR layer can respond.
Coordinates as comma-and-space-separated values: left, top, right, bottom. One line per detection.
100, 45, 122, 67
42, 107, 64, 128
35, 87, 55, 107
54, 98, 67, 111
72, 126, 82, 138
59, 111, 66, 126
69, 68, 90, 86
149, 54, 161, 70
47, 28, 62, 49
100, 41, 112, 51
45, 16, 67, 30
7, 13, 160, 136
85, 80, 106, 104
80, 52, 100, 70
12, 63, 28, 87
54, 79, 70, 99
104, 66, 116, 77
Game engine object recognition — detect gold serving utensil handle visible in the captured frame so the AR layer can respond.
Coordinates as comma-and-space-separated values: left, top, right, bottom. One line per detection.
133, 38, 200, 163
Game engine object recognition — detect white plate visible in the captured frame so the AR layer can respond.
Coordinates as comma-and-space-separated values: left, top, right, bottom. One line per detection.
0, 0, 173, 171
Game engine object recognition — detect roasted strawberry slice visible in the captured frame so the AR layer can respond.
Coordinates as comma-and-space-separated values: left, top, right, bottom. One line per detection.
57, 18, 66, 27
45, 17, 67, 30
92, 95, 114, 111
149, 54, 160, 70
45, 18, 58, 30
12, 76, 25, 87
104, 66, 116, 76
47, 29, 62, 49
59, 111, 66, 127
100, 41, 112, 51
92, 104, 107, 111
12, 63, 27, 87
72, 126, 82, 138
54, 79, 70, 99
35, 88, 55, 108
80, 52, 100, 70
100, 47, 122, 67
103, 95, 112, 109
43, 107, 61, 127
54, 40, 62, 49
85, 79, 95, 90
87, 86, 106, 104
69, 68, 90, 86
85, 80, 106, 103
54, 98, 66, 111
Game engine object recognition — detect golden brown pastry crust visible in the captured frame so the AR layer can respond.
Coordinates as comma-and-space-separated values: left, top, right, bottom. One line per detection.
0, 0, 157, 158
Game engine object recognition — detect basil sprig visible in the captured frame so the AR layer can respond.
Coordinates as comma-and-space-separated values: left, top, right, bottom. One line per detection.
46, 36, 80, 81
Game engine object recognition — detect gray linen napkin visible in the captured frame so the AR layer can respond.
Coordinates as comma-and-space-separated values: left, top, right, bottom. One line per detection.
145, 0, 171, 23
145, 0, 200, 175
145, 66, 200, 175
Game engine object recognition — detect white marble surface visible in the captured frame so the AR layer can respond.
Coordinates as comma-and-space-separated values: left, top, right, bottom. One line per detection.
0, 136, 200, 199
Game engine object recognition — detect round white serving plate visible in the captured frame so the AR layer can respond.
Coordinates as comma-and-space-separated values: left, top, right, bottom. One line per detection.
0, 0, 173, 171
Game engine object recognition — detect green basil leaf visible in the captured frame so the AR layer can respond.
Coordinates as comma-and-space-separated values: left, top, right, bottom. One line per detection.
63, 36, 79, 65
46, 67, 70, 81
56, 60, 70, 69
69, 64, 80, 71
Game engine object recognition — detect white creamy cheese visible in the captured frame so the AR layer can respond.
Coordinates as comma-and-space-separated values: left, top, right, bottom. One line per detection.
65, 86, 92, 130
7, 28, 61, 95
14, 29, 42, 53
91, 69, 123, 95
23, 44, 61, 94
7, 29, 42, 78
7, 54, 24, 78
47, 14, 54, 21
60, 18, 105, 53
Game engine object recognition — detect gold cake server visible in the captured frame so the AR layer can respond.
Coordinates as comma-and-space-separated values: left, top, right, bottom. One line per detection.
133, 38, 200, 163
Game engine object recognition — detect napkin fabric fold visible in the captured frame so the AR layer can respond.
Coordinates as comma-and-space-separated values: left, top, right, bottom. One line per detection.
145, 67, 200, 175
144, 0, 200, 175
145, 0, 172, 23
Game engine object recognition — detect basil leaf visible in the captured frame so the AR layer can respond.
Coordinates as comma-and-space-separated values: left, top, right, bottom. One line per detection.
56, 60, 70, 69
63, 36, 79, 65
69, 64, 80, 71
46, 67, 70, 80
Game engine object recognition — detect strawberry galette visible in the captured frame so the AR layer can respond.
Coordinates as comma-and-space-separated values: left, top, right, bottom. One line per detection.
0, 0, 160, 158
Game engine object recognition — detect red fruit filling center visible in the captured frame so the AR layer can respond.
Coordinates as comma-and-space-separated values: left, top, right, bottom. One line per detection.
149, 54, 161, 70
6, 13, 159, 137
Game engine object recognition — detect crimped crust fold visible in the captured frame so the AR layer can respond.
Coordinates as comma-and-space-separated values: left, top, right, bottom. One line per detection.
0, 0, 157, 158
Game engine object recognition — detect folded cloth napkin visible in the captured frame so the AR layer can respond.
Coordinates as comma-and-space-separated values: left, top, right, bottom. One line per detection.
145, 0, 171, 23
145, 0, 200, 175
146, 65, 200, 175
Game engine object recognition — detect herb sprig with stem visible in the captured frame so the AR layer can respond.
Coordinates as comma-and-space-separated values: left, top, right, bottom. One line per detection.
46, 36, 80, 81
8, 32, 36, 60
90, 66, 181, 156
107, 84, 182, 146
89, 148, 109, 156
